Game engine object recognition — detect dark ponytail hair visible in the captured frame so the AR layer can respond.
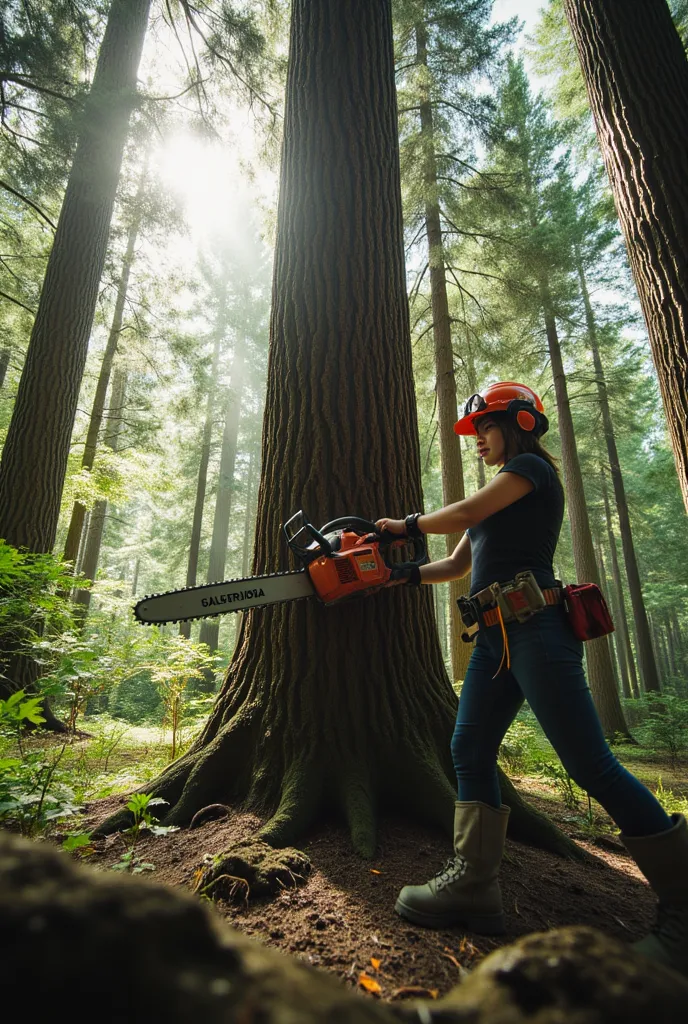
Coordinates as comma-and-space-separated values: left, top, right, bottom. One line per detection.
483, 412, 560, 474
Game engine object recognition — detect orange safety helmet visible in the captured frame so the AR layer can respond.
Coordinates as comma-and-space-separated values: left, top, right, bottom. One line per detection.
454, 382, 548, 437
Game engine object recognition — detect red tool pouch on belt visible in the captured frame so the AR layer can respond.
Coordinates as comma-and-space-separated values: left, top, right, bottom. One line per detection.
563, 583, 615, 641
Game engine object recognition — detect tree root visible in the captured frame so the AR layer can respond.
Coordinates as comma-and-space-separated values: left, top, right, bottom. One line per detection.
194, 840, 311, 904
258, 755, 324, 850
499, 769, 589, 861
91, 754, 195, 837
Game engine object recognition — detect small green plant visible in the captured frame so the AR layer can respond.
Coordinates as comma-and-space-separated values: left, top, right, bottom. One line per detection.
112, 792, 179, 873
62, 831, 95, 856
539, 761, 580, 811
35, 632, 111, 733
0, 689, 81, 834
0, 540, 79, 663
0, 689, 46, 751
654, 776, 688, 818
498, 719, 541, 774
622, 692, 688, 765
149, 640, 218, 759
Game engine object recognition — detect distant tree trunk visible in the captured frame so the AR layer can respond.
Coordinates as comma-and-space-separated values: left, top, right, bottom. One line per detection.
594, 528, 625, 697
647, 614, 665, 685
670, 610, 686, 681
540, 277, 630, 738
564, 0, 688, 511
75, 511, 90, 576
664, 610, 678, 678
180, 327, 224, 640
131, 556, 140, 597
655, 621, 666, 683
465, 350, 486, 488
601, 473, 639, 699
74, 367, 127, 613
415, 20, 470, 685
0, 0, 150, 556
241, 444, 257, 577
95, 0, 580, 861
0, 347, 10, 388
62, 176, 145, 568
578, 260, 660, 692
197, 348, 245, 663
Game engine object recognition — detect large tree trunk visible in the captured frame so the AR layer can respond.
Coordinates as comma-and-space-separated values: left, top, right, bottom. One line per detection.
578, 260, 660, 691
74, 366, 128, 614
540, 278, 630, 738
197, 345, 245, 661
0, 0, 150, 555
563, 0, 688, 511
180, 327, 224, 640
62, 177, 145, 568
95, 0, 580, 860
601, 472, 640, 700
415, 21, 470, 686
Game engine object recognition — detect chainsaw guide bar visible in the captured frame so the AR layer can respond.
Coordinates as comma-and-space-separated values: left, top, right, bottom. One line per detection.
134, 570, 314, 626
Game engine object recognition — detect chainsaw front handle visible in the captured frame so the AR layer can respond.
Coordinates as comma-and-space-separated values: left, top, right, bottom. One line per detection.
378, 531, 428, 573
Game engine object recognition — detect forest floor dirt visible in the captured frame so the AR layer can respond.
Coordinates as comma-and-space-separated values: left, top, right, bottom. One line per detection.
77, 774, 670, 1004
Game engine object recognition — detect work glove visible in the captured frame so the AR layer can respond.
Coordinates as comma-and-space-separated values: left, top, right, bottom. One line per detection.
389, 563, 421, 586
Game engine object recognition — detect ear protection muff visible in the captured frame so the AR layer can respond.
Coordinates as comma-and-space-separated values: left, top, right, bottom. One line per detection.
507, 399, 548, 436
516, 409, 536, 431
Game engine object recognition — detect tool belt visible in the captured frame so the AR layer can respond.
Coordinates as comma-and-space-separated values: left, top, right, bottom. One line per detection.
457, 572, 563, 677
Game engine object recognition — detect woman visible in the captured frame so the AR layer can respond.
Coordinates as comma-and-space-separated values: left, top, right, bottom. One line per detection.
376, 381, 687, 977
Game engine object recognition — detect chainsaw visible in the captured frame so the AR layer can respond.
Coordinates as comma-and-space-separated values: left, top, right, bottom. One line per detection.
134, 511, 428, 625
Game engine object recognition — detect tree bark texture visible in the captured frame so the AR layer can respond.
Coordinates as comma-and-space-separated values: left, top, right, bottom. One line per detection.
62, 183, 144, 568
601, 472, 639, 699
578, 261, 659, 692
74, 366, 127, 613
564, 0, 688, 511
95, 0, 578, 861
540, 279, 630, 738
0, 0, 151, 554
197, 345, 245, 659
415, 21, 470, 685
180, 328, 224, 641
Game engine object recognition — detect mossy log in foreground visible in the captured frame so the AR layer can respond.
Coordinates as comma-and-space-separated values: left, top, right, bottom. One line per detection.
2, 831, 687, 1023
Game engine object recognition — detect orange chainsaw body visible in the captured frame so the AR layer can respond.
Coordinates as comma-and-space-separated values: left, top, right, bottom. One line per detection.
306, 530, 392, 605
283, 511, 427, 607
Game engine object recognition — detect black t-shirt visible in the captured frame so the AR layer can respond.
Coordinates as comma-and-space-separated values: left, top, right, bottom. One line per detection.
467, 453, 565, 596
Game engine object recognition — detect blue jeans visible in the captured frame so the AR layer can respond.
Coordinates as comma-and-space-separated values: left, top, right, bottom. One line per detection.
451, 605, 671, 837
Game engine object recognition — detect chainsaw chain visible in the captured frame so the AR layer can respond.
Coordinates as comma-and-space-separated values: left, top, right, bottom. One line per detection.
133, 569, 309, 626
